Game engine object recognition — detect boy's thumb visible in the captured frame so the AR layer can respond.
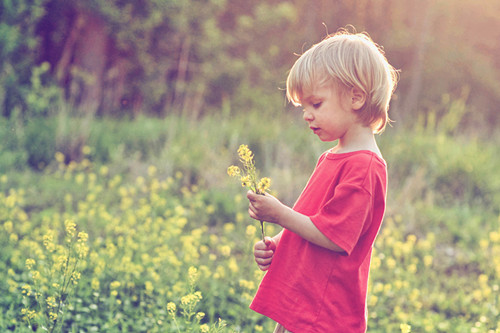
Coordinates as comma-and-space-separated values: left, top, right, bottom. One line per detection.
264, 236, 276, 251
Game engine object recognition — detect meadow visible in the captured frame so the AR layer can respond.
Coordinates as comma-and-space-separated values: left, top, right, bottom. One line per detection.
1, 111, 499, 332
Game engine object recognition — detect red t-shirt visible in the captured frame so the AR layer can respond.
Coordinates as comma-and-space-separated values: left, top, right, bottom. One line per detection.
250, 150, 387, 333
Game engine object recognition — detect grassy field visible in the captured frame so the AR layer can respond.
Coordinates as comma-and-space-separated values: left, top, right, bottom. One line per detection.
1, 112, 499, 332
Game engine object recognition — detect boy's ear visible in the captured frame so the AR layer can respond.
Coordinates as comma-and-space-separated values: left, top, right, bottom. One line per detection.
350, 87, 367, 111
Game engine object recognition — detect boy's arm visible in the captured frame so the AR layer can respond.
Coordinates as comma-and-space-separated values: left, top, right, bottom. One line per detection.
273, 229, 284, 244
247, 191, 344, 253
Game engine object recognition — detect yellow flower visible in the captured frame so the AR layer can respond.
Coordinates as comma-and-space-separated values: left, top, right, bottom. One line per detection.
64, 219, 76, 238
400, 323, 412, 333
4, 220, 13, 233
229, 144, 271, 241
82, 145, 91, 155
91, 278, 100, 290
246, 225, 257, 238
55, 152, 65, 164
241, 175, 252, 188
31, 271, 40, 281
257, 177, 271, 194
46, 296, 57, 308
78, 231, 89, 243
227, 165, 241, 177
25, 258, 36, 270
147, 165, 157, 177
167, 302, 176, 313
188, 266, 199, 283
22, 284, 32, 296
71, 271, 81, 284
237, 144, 253, 162
110, 281, 121, 289
219, 245, 231, 257
145, 281, 154, 294
21, 308, 36, 320
200, 324, 210, 333
196, 312, 205, 321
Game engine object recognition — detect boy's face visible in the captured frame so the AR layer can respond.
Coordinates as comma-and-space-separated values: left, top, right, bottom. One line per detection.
300, 85, 359, 142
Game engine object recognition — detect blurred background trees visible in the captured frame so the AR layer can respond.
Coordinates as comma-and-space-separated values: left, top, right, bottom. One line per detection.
1, 0, 499, 129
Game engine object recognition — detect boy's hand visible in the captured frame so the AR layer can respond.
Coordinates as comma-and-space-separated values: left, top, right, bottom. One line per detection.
254, 236, 277, 271
247, 190, 283, 224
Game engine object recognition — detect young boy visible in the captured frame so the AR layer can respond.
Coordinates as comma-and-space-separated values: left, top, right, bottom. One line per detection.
246, 29, 398, 332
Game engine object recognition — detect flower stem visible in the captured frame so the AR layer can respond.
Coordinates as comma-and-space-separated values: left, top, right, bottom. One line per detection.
260, 220, 265, 241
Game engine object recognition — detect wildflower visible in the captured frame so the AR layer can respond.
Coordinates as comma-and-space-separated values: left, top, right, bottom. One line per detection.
43, 233, 56, 252
167, 302, 176, 313
423, 255, 433, 267
400, 323, 411, 333
196, 312, 205, 321
200, 324, 210, 333
220, 245, 231, 257
246, 225, 257, 238
21, 308, 36, 321
181, 292, 202, 306
65, 219, 76, 238
55, 152, 65, 164
71, 271, 81, 284
145, 281, 154, 294
240, 175, 252, 188
75, 173, 85, 185
46, 296, 57, 308
110, 281, 121, 289
257, 177, 271, 193
4, 220, 13, 233
228, 144, 272, 241
147, 165, 157, 177
188, 266, 199, 283
78, 231, 88, 243
227, 165, 241, 177
31, 270, 41, 281
25, 258, 36, 270
22, 284, 32, 296
91, 278, 100, 291
82, 145, 91, 155
99, 165, 109, 176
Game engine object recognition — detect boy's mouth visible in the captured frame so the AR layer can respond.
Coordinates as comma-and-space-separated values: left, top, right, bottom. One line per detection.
310, 126, 320, 134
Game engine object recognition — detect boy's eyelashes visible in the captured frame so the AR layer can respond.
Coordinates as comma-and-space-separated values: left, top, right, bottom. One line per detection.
302, 101, 322, 109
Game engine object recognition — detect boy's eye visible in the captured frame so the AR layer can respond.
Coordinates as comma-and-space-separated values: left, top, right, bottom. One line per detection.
313, 102, 322, 109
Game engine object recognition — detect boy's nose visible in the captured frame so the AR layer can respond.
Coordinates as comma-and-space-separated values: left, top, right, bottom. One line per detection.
303, 108, 313, 122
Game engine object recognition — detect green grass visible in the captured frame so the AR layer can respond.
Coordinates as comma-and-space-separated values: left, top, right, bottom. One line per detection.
1, 112, 499, 332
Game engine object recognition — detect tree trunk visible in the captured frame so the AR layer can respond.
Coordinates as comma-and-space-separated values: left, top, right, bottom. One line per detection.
71, 9, 108, 115
402, 0, 434, 117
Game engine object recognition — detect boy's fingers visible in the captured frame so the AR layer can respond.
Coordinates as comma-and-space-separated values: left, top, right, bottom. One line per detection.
254, 240, 267, 250
255, 249, 274, 259
258, 264, 270, 271
247, 190, 258, 201
264, 236, 276, 251
255, 256, 273, 265
255, 259, 272, 271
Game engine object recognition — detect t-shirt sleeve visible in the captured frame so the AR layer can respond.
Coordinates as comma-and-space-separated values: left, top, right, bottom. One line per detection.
310, 183, 372, 256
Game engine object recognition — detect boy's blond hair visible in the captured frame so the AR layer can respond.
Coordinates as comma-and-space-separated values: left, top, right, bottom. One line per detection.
286, 29, 399, 133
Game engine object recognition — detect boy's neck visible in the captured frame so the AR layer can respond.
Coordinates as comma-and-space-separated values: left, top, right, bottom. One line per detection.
331, 126, 382, 158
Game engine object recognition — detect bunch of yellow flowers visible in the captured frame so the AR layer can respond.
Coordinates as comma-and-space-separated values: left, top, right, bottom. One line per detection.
228, 144, 271, 241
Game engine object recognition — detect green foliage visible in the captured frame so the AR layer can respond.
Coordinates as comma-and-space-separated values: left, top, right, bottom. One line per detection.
2, 0, 500, 131
24, 116, 57, 170
0, 116, 27, 171
0, 113, 499, 332
0, 0, 54, 117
